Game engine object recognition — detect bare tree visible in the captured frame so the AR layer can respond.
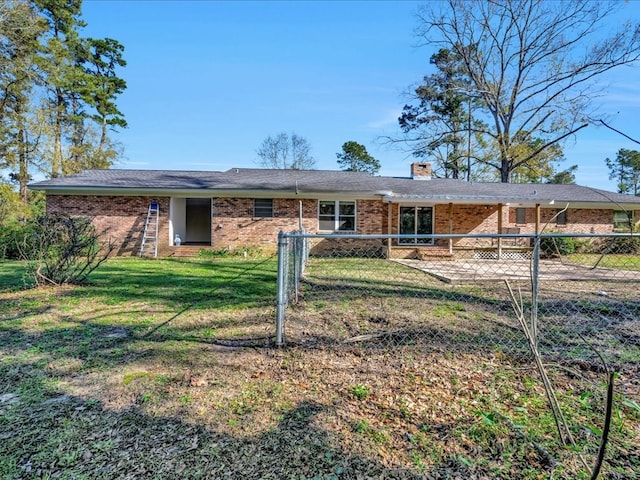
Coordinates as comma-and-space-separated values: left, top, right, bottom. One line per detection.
416, 0, 640, 182
256, 132, 316, 170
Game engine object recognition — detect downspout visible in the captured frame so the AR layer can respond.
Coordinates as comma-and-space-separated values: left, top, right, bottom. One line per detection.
298, 200, 303, 232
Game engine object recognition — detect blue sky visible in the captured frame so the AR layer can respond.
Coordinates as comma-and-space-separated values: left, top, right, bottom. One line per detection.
80, 0, 640, 191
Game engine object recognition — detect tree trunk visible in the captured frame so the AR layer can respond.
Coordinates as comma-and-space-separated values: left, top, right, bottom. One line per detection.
52, 87, 64, 178
100, 116, 107, 153
18, 127, 29, 203
500, 156, 511, 183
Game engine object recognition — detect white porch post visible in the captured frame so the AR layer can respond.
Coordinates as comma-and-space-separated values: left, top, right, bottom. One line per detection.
448, 203, 453, 254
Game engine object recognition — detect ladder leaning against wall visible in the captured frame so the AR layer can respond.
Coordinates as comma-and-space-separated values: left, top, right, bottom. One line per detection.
139, 201, 160, 258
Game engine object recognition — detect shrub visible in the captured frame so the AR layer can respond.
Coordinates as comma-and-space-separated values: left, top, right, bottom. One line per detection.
587, 230, 640, 255
0, 189, 46, 260
23, 214, 114, 286
540, 235, 578, 258
605, 235, 640, 255
0, 220, 33, 260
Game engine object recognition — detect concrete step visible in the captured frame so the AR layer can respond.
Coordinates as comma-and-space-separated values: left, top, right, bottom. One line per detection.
417, 247, 454, 260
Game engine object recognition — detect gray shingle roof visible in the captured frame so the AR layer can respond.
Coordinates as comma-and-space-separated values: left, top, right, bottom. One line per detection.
29, 168, 376, 192
28, 167, 640, 207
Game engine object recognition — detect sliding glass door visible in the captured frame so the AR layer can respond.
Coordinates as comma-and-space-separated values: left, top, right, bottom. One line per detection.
399, 206, 433, 244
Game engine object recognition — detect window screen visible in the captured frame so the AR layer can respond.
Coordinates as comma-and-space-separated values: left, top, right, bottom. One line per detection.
254, 199, 274, 218
556, 210, 567, 225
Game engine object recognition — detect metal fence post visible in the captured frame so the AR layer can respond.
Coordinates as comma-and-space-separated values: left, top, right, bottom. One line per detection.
275, 230, 288, 347
293, 234, 300, 303
531, 233, 540, 350
301, 230, 309, 275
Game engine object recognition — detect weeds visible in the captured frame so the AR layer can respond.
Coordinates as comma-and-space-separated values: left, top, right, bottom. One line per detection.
0, 256, 638, 478
348, 384, 370, 400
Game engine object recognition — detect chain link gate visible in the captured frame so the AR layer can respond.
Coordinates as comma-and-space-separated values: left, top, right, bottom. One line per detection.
276, 231, 640, 478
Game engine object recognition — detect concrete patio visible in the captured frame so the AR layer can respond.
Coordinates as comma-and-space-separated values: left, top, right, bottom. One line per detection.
393, 258, 640, 284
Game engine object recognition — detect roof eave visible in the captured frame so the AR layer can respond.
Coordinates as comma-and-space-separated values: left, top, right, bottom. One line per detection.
30, 186, 388, 200
29, 186, 640, 209
384, 195, 640, 209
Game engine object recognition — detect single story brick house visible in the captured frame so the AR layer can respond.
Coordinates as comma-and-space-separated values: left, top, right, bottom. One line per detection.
28, 162, 640, 257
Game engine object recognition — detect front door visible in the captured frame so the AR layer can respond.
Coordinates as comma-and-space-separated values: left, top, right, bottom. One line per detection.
399, 206, 433, 244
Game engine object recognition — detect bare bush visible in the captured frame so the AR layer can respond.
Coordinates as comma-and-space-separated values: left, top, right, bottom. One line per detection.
21, 214, 114, 286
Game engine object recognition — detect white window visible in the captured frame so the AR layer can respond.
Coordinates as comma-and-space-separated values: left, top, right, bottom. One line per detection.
318, 200, 356, 231
613, 211, 633, 231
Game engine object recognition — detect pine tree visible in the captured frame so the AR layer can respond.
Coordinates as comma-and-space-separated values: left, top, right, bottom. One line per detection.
606, 149, 640, 195
0, 1, 47, 201
336, 141, 381, 175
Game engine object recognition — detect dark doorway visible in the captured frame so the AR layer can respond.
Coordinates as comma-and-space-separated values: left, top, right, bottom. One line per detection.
185, 198, 212, 245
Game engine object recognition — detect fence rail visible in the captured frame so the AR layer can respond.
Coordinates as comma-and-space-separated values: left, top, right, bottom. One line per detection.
275, 231, 639, 475
277, 231, 640, 364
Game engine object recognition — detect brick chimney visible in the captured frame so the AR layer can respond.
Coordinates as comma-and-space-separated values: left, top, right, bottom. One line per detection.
411, 162, 432, 180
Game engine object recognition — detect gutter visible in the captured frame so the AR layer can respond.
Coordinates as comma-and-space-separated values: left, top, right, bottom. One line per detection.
27, 186, 640, 210
382, 193, 640, 210
28, 186, 390, 201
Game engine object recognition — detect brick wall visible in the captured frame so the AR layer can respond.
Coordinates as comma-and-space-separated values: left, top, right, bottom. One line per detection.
212, 198, 389, 251
514, 207, 625, 234
387, 203, 500, 249
357, 200, 388, 234
212, 198, 308, 250
389, 204, 635, 251
47, 195, 170, 256
46, 194, 636, 257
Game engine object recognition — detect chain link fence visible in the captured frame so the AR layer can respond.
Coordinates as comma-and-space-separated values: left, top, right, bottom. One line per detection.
275, 231, 640, 477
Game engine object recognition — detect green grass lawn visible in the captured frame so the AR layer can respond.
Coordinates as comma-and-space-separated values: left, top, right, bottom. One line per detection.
0, 255, 638, 479
0, 261, 31, 290
565, 253, 640, 270
88, 256, 278, 310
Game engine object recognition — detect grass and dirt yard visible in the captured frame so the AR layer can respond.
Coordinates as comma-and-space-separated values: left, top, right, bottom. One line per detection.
0, 256, 638, 479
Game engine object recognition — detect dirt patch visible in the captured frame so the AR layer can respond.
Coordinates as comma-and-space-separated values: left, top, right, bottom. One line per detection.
1, 257, 638, 478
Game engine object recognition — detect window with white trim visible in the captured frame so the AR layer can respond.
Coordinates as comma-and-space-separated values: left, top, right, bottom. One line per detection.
613, 210, 633, 231
515, 207, 527, 225
399, 206, 433, 244
254, 199, 274, 218
318, 200, 356, 231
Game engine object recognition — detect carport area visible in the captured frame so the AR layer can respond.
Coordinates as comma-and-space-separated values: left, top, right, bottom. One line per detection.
393, 258, 640, 284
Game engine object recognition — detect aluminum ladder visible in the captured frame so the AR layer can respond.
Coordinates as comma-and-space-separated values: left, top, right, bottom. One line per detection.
139, 201, 159, 257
